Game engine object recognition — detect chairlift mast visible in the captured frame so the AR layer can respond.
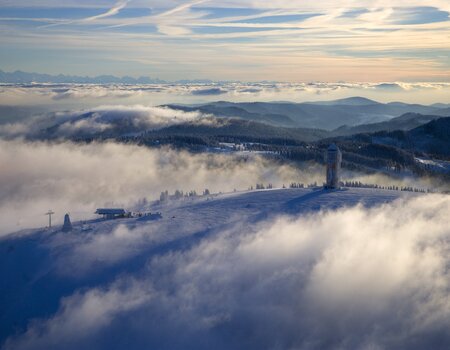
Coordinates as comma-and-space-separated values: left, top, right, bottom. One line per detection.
45, 210, 55, 228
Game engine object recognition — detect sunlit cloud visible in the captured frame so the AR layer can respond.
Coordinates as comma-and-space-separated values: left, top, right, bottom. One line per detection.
1, 82, 449, 107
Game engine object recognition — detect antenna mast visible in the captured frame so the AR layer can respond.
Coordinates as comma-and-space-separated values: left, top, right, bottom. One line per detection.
45, 210, 55, 228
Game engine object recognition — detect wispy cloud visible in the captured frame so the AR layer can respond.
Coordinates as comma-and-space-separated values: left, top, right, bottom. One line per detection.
83, 0, 129, 21
0, 1, 449, 81
155, 0, 207, 18
39, 0, 129, 28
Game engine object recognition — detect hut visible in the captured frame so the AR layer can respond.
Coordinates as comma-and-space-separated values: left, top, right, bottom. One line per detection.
95, 208, 126, 219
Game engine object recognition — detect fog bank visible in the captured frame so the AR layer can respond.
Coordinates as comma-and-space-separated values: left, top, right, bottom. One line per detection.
0, 139, 303, 235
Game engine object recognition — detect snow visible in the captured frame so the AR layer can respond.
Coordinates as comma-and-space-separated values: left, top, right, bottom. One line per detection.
213, 142, 277, 155
0, 188, 423, 345
415, 157, 450, 173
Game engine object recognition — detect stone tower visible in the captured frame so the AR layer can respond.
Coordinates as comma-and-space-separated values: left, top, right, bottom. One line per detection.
326, 144, 342, 189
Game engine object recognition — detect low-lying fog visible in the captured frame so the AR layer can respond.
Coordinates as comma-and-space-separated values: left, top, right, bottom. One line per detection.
0, 101, 447, 235
0, 138, 444, 236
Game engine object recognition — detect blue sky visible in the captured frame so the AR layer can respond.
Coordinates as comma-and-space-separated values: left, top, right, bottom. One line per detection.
0, 0, 449, 82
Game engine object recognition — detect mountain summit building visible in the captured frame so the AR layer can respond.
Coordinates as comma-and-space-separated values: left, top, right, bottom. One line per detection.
325, 144, 342, 189
95, 208, 126, 219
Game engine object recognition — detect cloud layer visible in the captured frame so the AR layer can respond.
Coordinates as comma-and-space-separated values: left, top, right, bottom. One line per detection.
0, 136, 445, 236
1, 82, 450, 108
0, 139, 303, 235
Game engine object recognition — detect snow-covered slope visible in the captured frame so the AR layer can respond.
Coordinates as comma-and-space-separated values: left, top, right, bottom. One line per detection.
2, 188, 448, 350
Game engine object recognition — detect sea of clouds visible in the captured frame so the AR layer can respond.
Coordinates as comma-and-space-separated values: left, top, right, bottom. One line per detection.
1, 82, 450, 109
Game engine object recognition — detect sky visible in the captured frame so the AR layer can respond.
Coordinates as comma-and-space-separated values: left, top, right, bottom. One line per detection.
0, 0, 449, 82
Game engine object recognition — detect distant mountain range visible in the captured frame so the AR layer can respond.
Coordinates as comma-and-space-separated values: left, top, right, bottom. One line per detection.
139, 113, 450, 148
10, 99, 448, 178
134, 116, 450, 178
325, 117, 450, 160
26, 98, 449, 145
0, 70, 214, 84
332, 112, 445, 136
167, 98, 450, 130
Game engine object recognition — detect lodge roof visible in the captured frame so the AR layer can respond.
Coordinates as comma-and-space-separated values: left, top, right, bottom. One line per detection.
95, 208, 126, 215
